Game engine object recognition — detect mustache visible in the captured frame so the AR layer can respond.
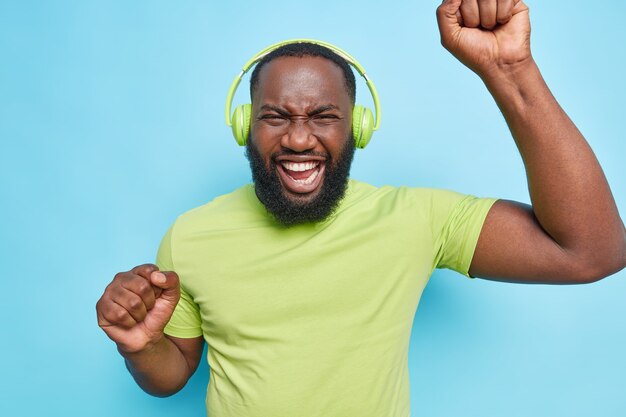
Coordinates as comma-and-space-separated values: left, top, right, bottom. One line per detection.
270, 149, 330, 161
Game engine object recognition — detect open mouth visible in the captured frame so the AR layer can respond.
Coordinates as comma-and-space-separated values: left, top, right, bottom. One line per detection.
275, 157, 326, 194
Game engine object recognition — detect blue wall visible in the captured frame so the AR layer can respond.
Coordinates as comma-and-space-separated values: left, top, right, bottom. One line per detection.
1, 1, 624, 416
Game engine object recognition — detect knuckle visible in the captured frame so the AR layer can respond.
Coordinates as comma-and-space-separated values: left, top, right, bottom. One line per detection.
133, 263, 158, 275
99, 294, 112, 307
103, 281, 118, 296
128, 297, 143, 311
115, 309, 131, 323
102, 306, 121, 324
497, 14, 512, 24
135, 279, 152, 295
121, 275, 145, 291
95, 298, 108, 316
96, 302, 106, 323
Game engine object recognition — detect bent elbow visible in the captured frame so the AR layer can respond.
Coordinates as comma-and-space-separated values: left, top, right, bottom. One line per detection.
573, 251, 626, 284
142, 384, 186, 398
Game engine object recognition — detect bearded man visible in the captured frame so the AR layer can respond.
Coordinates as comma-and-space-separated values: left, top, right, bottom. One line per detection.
96, 1, 626, 416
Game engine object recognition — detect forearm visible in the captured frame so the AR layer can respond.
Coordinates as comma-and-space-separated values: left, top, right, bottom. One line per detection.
482, 59, 626, 273
119, 334, 191, 397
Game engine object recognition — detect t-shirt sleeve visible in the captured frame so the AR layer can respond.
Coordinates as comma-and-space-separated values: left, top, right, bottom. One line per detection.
156, 224, 203, 338
429, 189, 499, 278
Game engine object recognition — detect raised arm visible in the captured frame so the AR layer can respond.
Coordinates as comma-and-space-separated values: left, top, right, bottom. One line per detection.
436, 0, 626, 284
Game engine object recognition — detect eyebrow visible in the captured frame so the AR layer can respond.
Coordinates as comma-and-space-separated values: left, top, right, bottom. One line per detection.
259, 104, 340, 117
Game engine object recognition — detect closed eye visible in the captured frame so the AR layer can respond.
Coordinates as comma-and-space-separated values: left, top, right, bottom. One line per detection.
259, 114, 289, 126
311, 113, 341, 125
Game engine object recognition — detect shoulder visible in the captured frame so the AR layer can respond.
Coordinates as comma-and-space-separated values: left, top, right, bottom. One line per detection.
345, 179, 460, 207
182, 184, 253, 217
341, 179, 468, 218
168, 184, 260, 237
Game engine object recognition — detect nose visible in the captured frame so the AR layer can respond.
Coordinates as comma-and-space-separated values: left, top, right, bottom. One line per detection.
280, 118, 317, 152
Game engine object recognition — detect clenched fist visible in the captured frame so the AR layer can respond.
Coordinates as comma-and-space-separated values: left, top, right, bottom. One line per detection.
96, 264, 180, 354
437, 0, 531, 78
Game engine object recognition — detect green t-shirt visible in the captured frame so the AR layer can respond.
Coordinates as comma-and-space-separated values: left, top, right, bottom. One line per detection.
156, 179, 498, 417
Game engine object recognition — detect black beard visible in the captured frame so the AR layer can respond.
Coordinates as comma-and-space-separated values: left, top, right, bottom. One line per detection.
245, 136, 356, 227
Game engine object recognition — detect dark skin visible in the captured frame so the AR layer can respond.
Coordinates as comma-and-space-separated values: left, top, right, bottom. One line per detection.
96, 264, 203, 396
437, 0, 626, 282
96, 0, 626, 397
250, 56, 353, 200
94, 56, 353, 396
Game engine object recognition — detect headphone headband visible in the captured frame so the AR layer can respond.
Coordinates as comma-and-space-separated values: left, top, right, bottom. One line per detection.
224, 38, 381, 132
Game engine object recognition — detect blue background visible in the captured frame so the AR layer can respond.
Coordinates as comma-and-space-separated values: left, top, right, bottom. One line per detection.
1, 1, 624, 416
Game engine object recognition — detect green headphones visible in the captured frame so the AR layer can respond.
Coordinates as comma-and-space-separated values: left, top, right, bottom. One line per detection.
224, 39, 381, 149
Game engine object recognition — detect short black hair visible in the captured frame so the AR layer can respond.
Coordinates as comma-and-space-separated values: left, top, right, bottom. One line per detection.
249, 42, 356, 104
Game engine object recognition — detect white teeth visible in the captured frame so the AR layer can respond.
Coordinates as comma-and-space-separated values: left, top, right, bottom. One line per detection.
280, 161, 319, 172
291, 169, 319, 185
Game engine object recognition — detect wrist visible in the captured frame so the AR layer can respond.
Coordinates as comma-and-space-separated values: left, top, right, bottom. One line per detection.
479, 56, 540, 86
117, 333, 165, 358
478, 57, 550, 115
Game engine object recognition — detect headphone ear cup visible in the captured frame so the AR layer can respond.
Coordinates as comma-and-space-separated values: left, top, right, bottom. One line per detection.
231, 104, 252, 146
352, 105, 375, 149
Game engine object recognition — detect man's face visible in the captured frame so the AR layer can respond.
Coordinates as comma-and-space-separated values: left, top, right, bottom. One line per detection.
246, 56, 355, 226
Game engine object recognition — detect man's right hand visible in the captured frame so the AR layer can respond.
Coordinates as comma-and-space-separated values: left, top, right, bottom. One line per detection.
96, 264, 180, 354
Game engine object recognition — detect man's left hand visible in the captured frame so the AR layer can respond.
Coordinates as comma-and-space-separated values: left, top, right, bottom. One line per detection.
436, 0, 531, 78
